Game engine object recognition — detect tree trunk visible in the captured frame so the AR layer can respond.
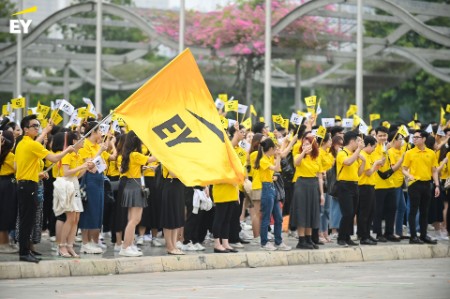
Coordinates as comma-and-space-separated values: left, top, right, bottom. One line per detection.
245, 56, 254, 107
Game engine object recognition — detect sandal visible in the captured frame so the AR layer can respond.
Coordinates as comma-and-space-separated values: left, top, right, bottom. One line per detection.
167, 249, 185, 255
58, 244, 71, 258
66, 244, 80, 258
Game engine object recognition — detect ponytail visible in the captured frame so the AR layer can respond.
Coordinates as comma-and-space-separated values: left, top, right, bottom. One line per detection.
253, 138, 276, 170
254, 145, 264, 170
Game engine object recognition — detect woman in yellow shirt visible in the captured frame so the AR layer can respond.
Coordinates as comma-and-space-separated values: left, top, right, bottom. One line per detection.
254, 138, 291, 251
0, 131, 17, 253
318, 133, 334, 243
291, 132, 324, 249
119, 131, 155, 257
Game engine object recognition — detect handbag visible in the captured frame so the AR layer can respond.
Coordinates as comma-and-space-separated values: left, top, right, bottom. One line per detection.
444, 177, 450, 190
274, 173, 285, 202
329, 150, 348, 198
377, 153, 394, 180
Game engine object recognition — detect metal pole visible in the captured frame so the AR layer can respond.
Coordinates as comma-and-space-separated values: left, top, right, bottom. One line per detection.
16, 0, 23, 122
63, 65, 69, 125
356, 0, 363, 115
95, 0, 103, 117
264, 0, 271, 126
294, 59, 301, 111
179, 0, 185, 54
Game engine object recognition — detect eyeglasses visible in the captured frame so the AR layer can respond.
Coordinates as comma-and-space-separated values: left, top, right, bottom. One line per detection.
28, 124, 40, 129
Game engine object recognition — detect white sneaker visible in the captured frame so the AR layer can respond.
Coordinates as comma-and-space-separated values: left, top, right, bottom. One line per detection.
229, 242, 244, 248
0, 244, 18, 254
193, 243, 205, 251
261, 243, 277, 251
119, 246, 143, 257
250, 236, 261, 246
275, 242, 292, 251
131, 245, 142, 252
96, 241, 107, 249
51, 243, 58, 252
75, 236, 82, 242
181, 242, 197, 251
152, 238, 164, 247
114, 244, 122, 252
80, 243, 103, 254
143, 234, 152, 242
136, 236, 144, 245
288, 230, 298, 238
267, 232, 274, 241
240, 222, 252, 231
99, 233, 104, 241
439, 230, 449, 240
176, 241, 183, 249
239, 231, 253, 240
49, 236, 56, 242
330, 233, 338, 240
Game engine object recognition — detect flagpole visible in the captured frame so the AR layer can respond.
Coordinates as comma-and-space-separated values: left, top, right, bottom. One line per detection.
43, 110, 115, 173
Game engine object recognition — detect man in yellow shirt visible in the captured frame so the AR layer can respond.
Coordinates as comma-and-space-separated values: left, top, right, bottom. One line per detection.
15, 115, 74, 263
402, 130, 440, 244
335, 131, 365, 246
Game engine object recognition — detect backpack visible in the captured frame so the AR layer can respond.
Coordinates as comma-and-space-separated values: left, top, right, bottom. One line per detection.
280, 152, 295, 183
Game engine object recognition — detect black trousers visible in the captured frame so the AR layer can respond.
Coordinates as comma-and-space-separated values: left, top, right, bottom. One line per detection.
212, 201, 237, 240
283, 181, 294, 216
373, 188, 396, 236
17, 180, 38, 256
408, 181, 432, 238
357, 185, 376, 239
229, 191, 244, 243
42, 176, 55, 236
183, 188, 205, 244
337, 181, 358, 241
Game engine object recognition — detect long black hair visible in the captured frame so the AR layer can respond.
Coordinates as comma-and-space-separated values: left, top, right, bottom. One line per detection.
0, 131, 15, 167
254, 138, 275, 170
121, 130, 142, 174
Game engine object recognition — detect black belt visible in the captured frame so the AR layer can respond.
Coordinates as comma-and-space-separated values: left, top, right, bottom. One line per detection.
339, 180, 358, 184
0, 174, 15, 180
17, 180, 37, 184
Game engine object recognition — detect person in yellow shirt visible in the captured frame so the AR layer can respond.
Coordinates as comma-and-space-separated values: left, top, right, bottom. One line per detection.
0, 131, 17, 254
291, 132, 324, 249
253, 138, 291, 251
15, 115, 74, 263
118, 131, 156, 257
357, 135, 384, 245
335, 131, 365, 246
318, 133, 333, 243
402, 130, 440, 244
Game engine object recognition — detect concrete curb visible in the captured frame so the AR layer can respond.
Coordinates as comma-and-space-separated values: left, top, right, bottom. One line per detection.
1, 244, 449, 280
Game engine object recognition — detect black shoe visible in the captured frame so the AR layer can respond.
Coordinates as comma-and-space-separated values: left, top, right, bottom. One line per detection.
337, 239, 348, 247
19, 254, 40, 263
385, 235, 401, 242
239, 238, 250, 244
420, 236, 438, 245
30, 251, 42, 260
377, 235, 387, 242
346, 239, 359, 246
400, 235, 410, 240
409, 236, 424, 244
296, 237, 314, 250
306, 236, 319, 249
360, 238, 377, 245
214, 248, 230, 253
368, 236, 378, 243
30, 250, 42, 256
226, 248, 239, 253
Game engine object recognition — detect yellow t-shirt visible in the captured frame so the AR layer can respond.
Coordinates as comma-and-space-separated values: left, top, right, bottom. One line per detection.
258, 155, 275, 183
319, 147, 334, 172
293, 154, 322, 179
212, 183, 239, 203
373, 144, 394, 190
292, 140, 303, 158
61, 152, 83, 177
250, 151, 261, 190
15, 136, 50, 182
0, 152, 15, 176
107, 160, 120, 177
141, 145, 157, 177
403, 146, 438, 185
336, 148, 359, 182
358, 150, 375, 186
78, 138, 110, 173
388, 147, 404, 188
120, 152, 148, 179
52, 151, 64, 178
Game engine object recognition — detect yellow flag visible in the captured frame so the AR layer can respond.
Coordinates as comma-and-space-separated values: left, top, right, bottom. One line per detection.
304, 95, 316, 107
307, 107, 316, 115
370, 114, 380, 121
282, 119, 289, 130
224, 100, 238, 112
11, 97, 25, 109
250, 104, 257, 116
346, 104, 358, 118
397, 125, 409, 137
50, 110, 63, 125
335, 115, 341, 121
114, 49, 244, 186
268, 132, 277, 144
353, 114, 361, 127
407, 120, 416, 128
218, 94, 228, 103
259, 117, 265, 123
272, 114, 283, 125
40, 118, 48, 129
382, 121, 390, 129
316, 126, 327, 139
78, 107, 88, 118
37, 103, 50, 118
2, 105, 9, 116
441, 107, 446, 126
242, 117, 252, 130
414, 113, 418, 121
220, 116, 228, 130
446, 104, 450, 113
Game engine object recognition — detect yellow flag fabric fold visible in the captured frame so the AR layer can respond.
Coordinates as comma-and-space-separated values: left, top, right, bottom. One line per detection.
224, 100, 238, 112
304, 96, 316, 107
114, 49, 244, 186
11, 97, 25, 109
369, 114, 380, 122
250, 105, 257, 116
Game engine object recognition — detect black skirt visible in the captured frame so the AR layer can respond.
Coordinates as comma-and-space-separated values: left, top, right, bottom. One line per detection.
291, 177, 321, 229
139, 176, 163, 229
160, 178, 185, 229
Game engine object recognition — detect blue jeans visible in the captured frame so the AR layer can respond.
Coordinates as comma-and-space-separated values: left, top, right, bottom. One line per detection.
320, 193, 331, 232
260, 182, 282, 246
330, 196, 342, 229
405, 191, 420, 233
394, 187, 406, 236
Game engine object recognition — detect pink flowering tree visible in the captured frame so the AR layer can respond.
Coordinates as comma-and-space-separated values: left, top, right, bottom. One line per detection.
148, 0, 342, 106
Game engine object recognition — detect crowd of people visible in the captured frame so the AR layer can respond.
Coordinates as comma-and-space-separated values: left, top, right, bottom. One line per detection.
0, 111, 449, 263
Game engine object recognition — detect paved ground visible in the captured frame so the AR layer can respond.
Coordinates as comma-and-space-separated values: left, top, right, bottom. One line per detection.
1, 258, 449, 299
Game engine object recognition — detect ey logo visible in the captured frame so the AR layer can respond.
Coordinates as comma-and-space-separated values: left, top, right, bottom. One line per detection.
10, 6, 37, 34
